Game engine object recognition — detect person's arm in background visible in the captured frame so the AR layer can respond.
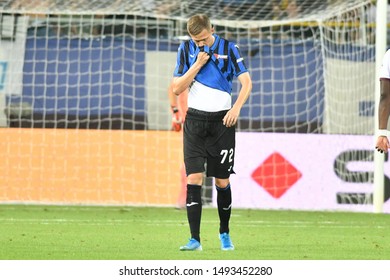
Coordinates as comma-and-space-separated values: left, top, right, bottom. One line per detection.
376, 78, 390, 153
168, 81, 188, 132
376, 50, 390, 153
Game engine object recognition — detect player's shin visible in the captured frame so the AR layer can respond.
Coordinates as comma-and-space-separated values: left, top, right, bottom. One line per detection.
216, 184, 232, 234
186, 184, 202, 242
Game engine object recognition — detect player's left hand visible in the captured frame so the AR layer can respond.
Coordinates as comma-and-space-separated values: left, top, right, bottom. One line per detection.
223, 107, 240, 127
376, 135, 390, 153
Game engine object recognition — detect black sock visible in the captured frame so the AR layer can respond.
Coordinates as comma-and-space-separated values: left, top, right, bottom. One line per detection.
186, 184, 202, 242
216, 184, 232, 234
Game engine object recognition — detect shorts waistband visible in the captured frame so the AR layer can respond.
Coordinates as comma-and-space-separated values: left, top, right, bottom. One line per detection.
186, 108, 228, 121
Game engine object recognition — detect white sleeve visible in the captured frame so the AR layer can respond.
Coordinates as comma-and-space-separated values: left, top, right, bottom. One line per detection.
379, 49, 390, 79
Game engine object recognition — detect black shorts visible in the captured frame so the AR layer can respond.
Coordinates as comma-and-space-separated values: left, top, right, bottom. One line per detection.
183, 108, 235, 179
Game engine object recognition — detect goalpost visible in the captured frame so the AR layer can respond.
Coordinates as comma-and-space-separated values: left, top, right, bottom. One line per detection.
373, 0, 387, 213
0, 0, 387, 211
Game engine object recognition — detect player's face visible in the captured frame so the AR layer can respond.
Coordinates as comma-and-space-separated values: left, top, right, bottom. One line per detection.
190, 28, 215, 48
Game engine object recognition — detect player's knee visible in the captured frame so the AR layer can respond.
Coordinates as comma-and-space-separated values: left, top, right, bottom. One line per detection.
215, 178, 230, 188
187, 173, 203, 185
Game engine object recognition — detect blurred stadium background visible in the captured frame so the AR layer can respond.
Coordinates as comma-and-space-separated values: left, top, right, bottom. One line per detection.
0, 0, 389, 213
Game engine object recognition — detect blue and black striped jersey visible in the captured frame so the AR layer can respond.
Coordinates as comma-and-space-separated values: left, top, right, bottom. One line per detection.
173, 34, 248, 94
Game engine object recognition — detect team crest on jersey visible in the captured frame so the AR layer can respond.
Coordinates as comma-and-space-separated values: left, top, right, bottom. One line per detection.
213, 53, 228, 60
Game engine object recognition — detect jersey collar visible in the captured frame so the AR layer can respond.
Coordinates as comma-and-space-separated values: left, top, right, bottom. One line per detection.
210, 34, 220, 53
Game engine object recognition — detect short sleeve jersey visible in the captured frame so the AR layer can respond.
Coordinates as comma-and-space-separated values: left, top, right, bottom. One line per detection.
380, 49, 390, 79
173, 34, 248, 94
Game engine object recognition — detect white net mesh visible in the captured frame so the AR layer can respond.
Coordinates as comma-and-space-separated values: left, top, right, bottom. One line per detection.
0, 0, 379, 206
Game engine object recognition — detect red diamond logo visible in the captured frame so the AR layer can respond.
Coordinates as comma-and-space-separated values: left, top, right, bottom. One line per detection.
251, 152, 302, 199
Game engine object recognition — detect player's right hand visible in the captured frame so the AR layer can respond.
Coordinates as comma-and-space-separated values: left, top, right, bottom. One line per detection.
171, 107, 182, 132
196, 51, 210, 67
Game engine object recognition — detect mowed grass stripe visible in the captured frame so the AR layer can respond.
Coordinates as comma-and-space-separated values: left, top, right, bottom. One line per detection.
1, 205, 390, 260
1, 217, 389, 229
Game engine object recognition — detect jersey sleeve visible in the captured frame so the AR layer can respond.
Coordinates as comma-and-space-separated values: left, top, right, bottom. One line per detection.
229, 42, 248, 77
380, 49, 390, 79
173, 42, 189, 77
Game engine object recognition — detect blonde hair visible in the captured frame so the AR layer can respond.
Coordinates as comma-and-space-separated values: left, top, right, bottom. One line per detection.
187, 14, 212, 36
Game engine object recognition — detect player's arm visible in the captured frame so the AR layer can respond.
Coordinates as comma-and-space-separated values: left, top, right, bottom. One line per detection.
376, 78, 390, 153
223, 72, 252, 127
172, 52, 209, 95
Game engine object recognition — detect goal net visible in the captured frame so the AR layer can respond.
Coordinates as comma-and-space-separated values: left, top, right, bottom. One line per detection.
0, 0, 381, 209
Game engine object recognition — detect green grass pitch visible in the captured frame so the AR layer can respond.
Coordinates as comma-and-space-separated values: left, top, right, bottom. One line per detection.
1, 204, 390, 260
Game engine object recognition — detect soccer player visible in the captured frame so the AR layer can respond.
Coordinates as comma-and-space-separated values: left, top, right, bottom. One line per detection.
172, 14, 252, 251
376, 49, 390, 153
168, 81, 188, 208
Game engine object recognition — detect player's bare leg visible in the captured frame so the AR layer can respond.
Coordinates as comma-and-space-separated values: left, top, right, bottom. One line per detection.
176, 163, 187, 209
